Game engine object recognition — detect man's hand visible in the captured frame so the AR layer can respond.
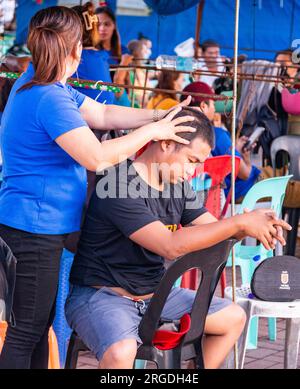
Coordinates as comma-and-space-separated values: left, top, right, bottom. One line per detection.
237, 208, 292, 250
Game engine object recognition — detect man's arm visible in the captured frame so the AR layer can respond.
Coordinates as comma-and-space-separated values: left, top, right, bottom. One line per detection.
129, 209, 291, 260
189, 212, 248, 241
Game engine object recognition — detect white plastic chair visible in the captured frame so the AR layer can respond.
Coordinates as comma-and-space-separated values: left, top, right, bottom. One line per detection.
225, 284, 300, 369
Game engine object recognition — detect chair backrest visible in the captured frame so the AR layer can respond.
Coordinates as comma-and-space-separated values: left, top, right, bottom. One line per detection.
192, 156, 241, 218
271, 135, 300, 181
138, 239, 236, 348
233, 175, 292, 264
0, 237, 17, 325
238, 175, 292, 217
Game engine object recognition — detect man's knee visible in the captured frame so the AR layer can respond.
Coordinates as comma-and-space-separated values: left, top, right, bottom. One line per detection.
100, 339, 137, 367
229, 304, 247, 331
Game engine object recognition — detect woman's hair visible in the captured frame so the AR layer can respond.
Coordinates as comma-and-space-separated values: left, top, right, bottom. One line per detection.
156, 70, 181, 99
95, 6, 121, 59
72, 2, 100, 48
18, 6, 82, 91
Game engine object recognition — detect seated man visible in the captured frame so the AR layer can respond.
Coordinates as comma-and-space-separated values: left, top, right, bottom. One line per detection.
181, 81, 261, 201
65, 108, 290, 369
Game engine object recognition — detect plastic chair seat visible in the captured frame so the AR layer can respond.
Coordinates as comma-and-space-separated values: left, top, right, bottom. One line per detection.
225, 285, 300, 369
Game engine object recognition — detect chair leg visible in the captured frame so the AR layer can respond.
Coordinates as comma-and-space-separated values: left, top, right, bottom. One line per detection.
220, 270, 226, 298
247, 316, 258, 349
134, 359, 147, 369
155, 349, 181, 369
65, 335, 81, 369
285, 208, 300, 256
238, 301, 254, 369
284, 318, 300, 369
268, 318, 277, 342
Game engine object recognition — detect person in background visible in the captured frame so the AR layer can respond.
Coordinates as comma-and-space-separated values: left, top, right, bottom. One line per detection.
147, 70, 185, 110
194, 42, 203, 59
8, 0, 56, 56
199, 39, 226, 87
72, 3, 114, 105
95, 5, 129, 65
275, 49, 300, 82
113, 53, 134, 107
127, 39, 152, 108
181, 81, 261, 201
138, 32, 152, 60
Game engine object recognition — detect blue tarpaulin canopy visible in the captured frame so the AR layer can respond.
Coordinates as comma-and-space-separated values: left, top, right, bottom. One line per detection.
116, 0, 300, 60
143, 0, 200, 15
13, 0, 300, 61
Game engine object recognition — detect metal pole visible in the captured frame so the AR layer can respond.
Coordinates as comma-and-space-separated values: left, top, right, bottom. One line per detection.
141, 68, 149, 108
194, 0, 205, 59
231, 0, 240, 370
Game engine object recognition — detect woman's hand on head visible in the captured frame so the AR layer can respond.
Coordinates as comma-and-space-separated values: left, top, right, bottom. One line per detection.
144, 106, 195, 145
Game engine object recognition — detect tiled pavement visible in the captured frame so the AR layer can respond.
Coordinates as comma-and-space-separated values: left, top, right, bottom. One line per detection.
76, 238, 300, 369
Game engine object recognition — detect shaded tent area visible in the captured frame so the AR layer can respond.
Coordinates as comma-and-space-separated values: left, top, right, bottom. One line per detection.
11, 1, 300, 60
115, 0, 300, 60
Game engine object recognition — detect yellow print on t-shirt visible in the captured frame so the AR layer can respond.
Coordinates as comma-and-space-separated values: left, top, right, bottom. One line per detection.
165, 224, 178, 232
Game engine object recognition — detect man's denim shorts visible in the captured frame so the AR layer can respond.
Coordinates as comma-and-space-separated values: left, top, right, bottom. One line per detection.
65, 285, 231, 361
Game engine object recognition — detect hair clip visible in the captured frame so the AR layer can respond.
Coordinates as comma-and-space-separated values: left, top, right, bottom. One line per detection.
82, 11, 98, 31
99, 2, 107, 7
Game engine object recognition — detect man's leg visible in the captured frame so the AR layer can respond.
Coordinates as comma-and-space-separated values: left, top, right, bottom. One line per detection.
202, 303, 246, 369
161, 288, 246, 369
99, 339, 137, 369
65, 286, 142, 370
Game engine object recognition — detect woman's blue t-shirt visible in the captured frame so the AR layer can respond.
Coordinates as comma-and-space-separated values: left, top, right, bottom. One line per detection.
0, 63, 88, 234
105, 45, 129, 65
74, 49, 114, 104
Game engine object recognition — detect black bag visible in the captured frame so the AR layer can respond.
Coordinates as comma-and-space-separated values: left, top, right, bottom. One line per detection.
251, 255, 300, 302
0, 236, 17, 324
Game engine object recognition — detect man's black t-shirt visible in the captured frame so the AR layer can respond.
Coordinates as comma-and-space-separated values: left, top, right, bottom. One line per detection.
70, 162, 207, 295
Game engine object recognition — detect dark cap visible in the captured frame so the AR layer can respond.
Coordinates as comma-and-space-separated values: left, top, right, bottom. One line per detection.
181, 81, 219, 105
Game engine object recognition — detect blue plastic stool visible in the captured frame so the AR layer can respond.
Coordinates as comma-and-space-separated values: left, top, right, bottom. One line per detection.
226, 175, 292, 349
53, 249, 74, 368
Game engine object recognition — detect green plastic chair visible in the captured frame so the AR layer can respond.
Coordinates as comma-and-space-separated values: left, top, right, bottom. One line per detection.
215, 91, 233, 113
225, 175, 292, 349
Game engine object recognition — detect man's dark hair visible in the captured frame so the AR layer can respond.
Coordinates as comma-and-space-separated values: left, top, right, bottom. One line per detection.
274, 49, 293, 61
172, 107, 215, 149
201, 39, 220, 53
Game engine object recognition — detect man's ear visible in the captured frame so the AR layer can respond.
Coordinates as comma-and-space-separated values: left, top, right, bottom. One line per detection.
199, 101, 206, 112
160, 140, 175, 152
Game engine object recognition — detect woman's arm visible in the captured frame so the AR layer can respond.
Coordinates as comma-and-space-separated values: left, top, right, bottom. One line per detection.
55, 108, 196, 172
79, 94, 192, 130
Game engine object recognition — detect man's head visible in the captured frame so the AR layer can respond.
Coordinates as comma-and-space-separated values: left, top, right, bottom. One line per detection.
145, 108, 214, 185
202, 39, 220, 59
180, 82, 216, 121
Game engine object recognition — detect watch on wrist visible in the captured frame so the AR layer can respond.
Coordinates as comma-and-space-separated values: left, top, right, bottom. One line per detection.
153, 109, 160, 122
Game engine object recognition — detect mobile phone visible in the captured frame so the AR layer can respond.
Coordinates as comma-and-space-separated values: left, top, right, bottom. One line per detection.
242, 126, 265, 152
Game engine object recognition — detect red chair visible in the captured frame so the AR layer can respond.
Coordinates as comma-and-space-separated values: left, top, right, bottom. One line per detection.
181, 156, 241, 295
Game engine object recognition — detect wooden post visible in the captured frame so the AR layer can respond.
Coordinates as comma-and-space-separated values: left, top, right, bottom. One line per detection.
194, 0, 205, 58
